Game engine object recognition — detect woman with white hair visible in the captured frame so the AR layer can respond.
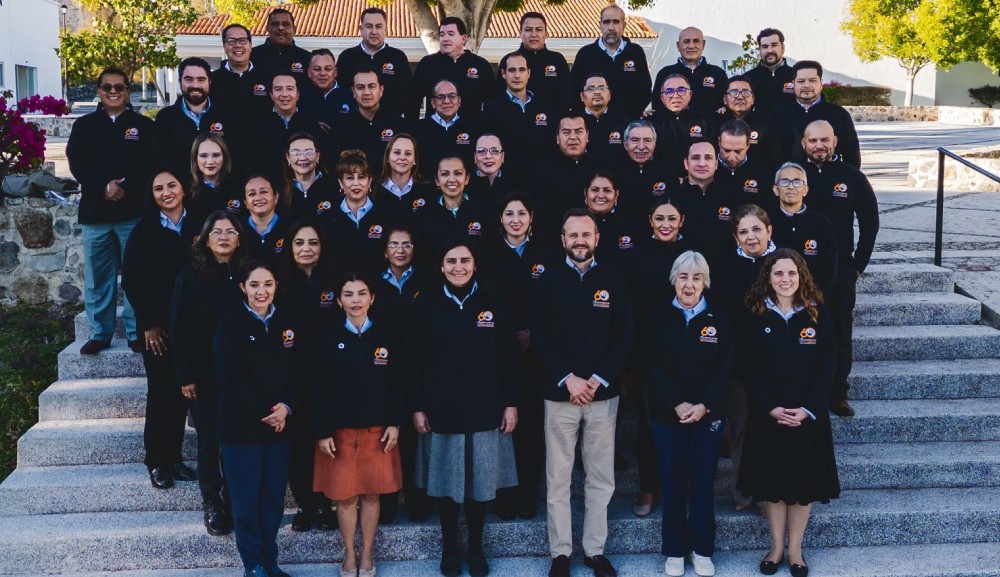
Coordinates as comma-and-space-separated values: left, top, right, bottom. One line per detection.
643, 250, 734, 577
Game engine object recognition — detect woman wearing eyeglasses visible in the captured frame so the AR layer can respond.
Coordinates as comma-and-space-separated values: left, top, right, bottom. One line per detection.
283, 132, 338, 220
468, 133, 516, 221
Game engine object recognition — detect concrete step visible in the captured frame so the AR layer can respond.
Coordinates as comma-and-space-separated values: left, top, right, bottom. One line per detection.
38, 377, 148, 421
74, 309, 127, 342
1, 487, 997, 573
4, 441, 996, 516
856, 264, 953, 294
21, 543, 1000, 577
853, 324, 1000, 361
832, 399, 1000, 443
57, 339, 146, 380
849, 359, 1000, 400
16, 418, 195, 468
854, 292, 981, 326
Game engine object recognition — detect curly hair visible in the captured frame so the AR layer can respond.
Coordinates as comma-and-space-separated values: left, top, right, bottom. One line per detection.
191, 210, 248, 276
746, 248, 824, 321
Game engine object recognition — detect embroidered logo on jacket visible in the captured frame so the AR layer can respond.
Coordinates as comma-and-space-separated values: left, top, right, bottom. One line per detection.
749, 130, 760, 143
623, 60, 636, 72
535, 112, 548, 126
227, 199, 242, 210
253, 83, 267, 96
124, 127, 140, 140
319, 291, 335, 308
833, 183, 849, 198
799, 327, 817, 345
618, 235, 634, 249
608, 131, 622, 144
374, 347, 389, 365
743, 179, 759, 194
544, 65, 558, 77
369, 224, 384, 239
593, 290, 611, 308
717, 206, 732, 221
274, 238, 284, 253
468, 222, 482, 236
282, 329, 295, 348
804, 239, 818, 256
316, 200, 332, 214
652, 182, 667, 196
700, 326, 718, 343
381, 129, 395, 142
209, 122, 224, 134
382, 63, 395, 75
703, 76, 715, 87
467, 67, 480, 79
531, 263, 546, 279
477, 311, 495, 328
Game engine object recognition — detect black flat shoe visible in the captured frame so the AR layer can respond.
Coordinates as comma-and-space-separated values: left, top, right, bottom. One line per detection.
149, 467, 173, 489
291, 508, 314, 532
468, 552, 489, 577
170, 462, 197, 482
790, 559, 809, 577
439, 554, 461, 577
759, 554, 782, 575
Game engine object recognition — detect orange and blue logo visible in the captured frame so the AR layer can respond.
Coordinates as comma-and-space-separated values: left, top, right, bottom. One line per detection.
412, 198, 426, 210
291, 62, 303, 72
316, 200, 332, 214
593, 289, 610, 308
749, 130, 760, 142
282, 329, 295, 348
703, 76, 715, 86
690, 125, 703, 135
718, 206, 731, 220
374, 347, 389, 364
319, 291, 335, 307
653, 182, 667, 195
535, 112, 548, 126
253, 83, 267, 96
799, 327, 817, 345
745, 179, 758, 188
804, 239, 818, 255
124, 127, 140, 140
226, 199, 242, 210
833, 183, 848, 198
623, 60, 636, 72
209, 122, 224, 134
382, 63, 395, 74
368, 224, 383, 238
699, 325, 718, 343
609, 131, 622, 144
467, 67, 479, 78
468, 222, 482, 235
274, 238, 284, 253
544, 64, 557, 76
783, 81, 795, 92
456, 133, 470, 144
618, 235, 634, 249
381, 128, 395, 141
531, 263, 546, 279
476, 310, 495, 328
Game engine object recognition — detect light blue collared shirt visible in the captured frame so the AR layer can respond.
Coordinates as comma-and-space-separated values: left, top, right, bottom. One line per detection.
677, 55, 706, 70
505, 89, 533, 112
438, 194, 468, 216
780, 203, 808, 217
243, 301, 276, 326
382, 177, 413, 198
672, 295, 707, 324
598, 37, 628, 58
360, 41, 387, 56
565, 255, 598, 279
272, 107, 299, 128
294, 171, 324, 194
159, 208, 187, 234
248, 214, 279, 239
382, 266, 414, 293
181, 98, 212, 129
505, 235, 529, 257
797, 95, 823, 111
225, 61, 254, 76
443, 280, 478, 309
340, 196, 374, 225
431, 112, 459, 129
345, 317, 373, 334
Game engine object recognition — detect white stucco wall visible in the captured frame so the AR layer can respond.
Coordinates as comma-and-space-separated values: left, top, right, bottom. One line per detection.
631, 0, 948, 105
0, 0, 62, 102
935, 62, 1000, 107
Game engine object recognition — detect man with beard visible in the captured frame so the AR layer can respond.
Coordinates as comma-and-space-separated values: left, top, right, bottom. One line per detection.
332, 66, 410, 171
713, 118, 776, 210
612, 120, 677, 222
250, 8, 312, 77
708, 76, 782, 169
299, 49, 355, 132
530, 114, 595, 238
211, 24, 272, 122
744, 28, 796, 115
496, 11, 573, 110
579, 73, 629, 168
800, 120, 879, 417
571, 3, 652, 119
337, 7, 412, 115
532, 208, 634, 577
650, 26, 728, 117
152, 57, 242, 176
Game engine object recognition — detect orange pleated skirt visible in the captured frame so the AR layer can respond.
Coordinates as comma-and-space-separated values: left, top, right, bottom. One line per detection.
313, 426, 402, 501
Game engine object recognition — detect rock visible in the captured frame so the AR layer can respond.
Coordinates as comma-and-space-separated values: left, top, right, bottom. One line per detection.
54, 219, 72, 237
0, 241, 20, 273
58, 282, 81, 303
15, 210, 54, 248
0, 208, 9, 232
29, 246, 67, 273
14, 275, 49, 305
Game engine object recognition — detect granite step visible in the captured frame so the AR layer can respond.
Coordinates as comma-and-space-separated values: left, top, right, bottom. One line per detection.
831, 398, 1000, 443
16, 418, 196, 468
855, 264, 953, 294
74, 309, 127, 342
852, 324, 1000, 361
57, 339, 146, 380
854, 292, 980, 326
0, 487, 997, 573
21, 543, 1000, 577
38, 377, 148, 421
4, 440, 997, 516
848, 359, 1000, 400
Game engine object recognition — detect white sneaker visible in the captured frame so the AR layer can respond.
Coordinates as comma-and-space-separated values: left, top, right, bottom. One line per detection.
691, 552, 715, 577
664, 557, 684, 576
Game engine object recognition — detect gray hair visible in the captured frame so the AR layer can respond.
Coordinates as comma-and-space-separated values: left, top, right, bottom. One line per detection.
624, 120, 657, 142
669, 250, 711, 289
774, 161, 807, 185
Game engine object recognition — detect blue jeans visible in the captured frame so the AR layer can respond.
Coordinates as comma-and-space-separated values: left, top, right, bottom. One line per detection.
651, 418, 726, 557
221, 441, 292, 570
81, 220, 138, 341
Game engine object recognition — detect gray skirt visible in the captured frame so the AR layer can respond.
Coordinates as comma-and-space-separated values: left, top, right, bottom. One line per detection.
415, 428, 517, 503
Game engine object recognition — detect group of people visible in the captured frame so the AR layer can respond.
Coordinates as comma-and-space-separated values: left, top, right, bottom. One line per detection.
66, 4, 880, 577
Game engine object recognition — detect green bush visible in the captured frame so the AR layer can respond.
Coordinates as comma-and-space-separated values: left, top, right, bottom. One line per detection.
141, 106, 163, 120
969, 85, 1000, 108
822, 81, 892, 106
0, 304, 78, 480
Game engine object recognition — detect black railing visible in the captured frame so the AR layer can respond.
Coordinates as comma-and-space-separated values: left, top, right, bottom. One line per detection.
936, 147, 1000, 266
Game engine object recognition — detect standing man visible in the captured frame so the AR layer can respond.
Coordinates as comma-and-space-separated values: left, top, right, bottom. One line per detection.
250, 73, 322, 182
409, 16, 496, 122
299, 49, 355, 128
251, 8, 312, 77
714, 118, 776, 210
532, 208, 634, 577
665, 141, 737, 261
211, 24, 271, 122
337, 7, 413, 115
648, 74, 707, 176
67, 67, 152, 354
530, 113, 595, 237
414, 80, 477, 174
578, 73, 630, 167
571, 3, 652, 119
709, 76, 782, 169
651, 27, 728, 117
497, 11, 572, 110
744, 28, 796, 115
772, 60, 862, 169
612, 120, 677, 223
800, 120, 879, 417
334, 66, 410, 171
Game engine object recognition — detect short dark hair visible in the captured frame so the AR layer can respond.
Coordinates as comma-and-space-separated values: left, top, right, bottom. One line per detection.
360, 7, 387, 22
221, 23, 251, 43
520, 11, 546, 28
310, 48, 336, 65
239, 259, 279, 285
558, 112, 588, 130
650, 195, 685, 217
498, 190, 535, 220
440, 16, 467, 35
727, 75, 753, 92
267, 8, 294, 25
794, 60, 823, 79
178, 57, 212, 78
687, 139, 717, 157
584, 71, 609, 85
352, 64, 383, 85
438, 235, 479, 267
96, 66, 128, 87
757, 28, 785, 45
244, 172, 280, 194
335, 271, 375, 299
269, 72, 300, 91
383, 224, 416, 253
719, 118, 752, 141
587, 168, 618, 190
561, 207, 597, 233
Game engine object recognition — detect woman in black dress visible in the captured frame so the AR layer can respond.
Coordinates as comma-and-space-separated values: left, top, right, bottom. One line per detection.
738, 249, 839, 577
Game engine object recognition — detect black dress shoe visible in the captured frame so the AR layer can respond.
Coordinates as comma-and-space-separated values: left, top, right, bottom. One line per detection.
495, 503, 516, 521
149, 467, 173, 489
829, 397, 855, 417
790, 559, 809, 577
549, 555, 570, 577
203, 501, 233, 536
79, 339, 111, 355
439, 554, 461, 577
317, 504, 338, 530
267, 564, 292, 577
518, 505, 538, 519
584, 554, 617, 577
759, 554, 782, 575
291, 508, 314, 532
468, 552, 489, 577
169, 462, 197, 482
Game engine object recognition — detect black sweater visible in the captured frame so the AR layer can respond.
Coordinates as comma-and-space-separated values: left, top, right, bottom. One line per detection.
329, 109, 411, 175
66, 104, 152, 225
247, 109, 322, 183
713, 157, 777, 212
571, 39, 652, 119
189, 176, 247, 224
249, 39, 312, 77
244, 214, 290, 265
803, 158, 880, 274
498, 46, 573, 110
310, 321, 405, 435
407, 283, 519, 433
709, 109, 784, 169
286, 173, 340, 222
667, 181, 739, 262
592, 210, 644, 275
529, 152, 595, 238
744, 61, 797, 115
370, 267, 424, 332
412, 196, 489, 256
772, 98, 862, 169
413, 115, 479, 177
531, 260, 635, 401
648, 108, 708, 176
485, 238, 557, 330
299, 83, 355, 124
150, 100, 242, 176
582, 109, 630, 168
651, 59, 729, 117
410, 51, 497, 122
213, 305, 302, 444
481, 95, 556, 184
337, 43, 413, 115
644, 301, 733, 424
768, 206, 840, 297
610, 155, 679, 223
326, 199, 400, 275
210, 64, 272, 123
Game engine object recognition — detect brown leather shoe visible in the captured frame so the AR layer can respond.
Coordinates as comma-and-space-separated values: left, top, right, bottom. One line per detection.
79, 339, 111, 355
828, 397, 855, 417
584, 555, 617, 577
548, 555, 570, 577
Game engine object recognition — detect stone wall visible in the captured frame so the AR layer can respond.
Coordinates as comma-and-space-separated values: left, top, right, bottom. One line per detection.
0, 197, 84, 306
844, 106, 940, 122
908, 153, 1000, 191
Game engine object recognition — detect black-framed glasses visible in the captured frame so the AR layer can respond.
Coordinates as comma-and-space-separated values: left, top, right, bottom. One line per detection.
100, 83, 128, 93
661, 87, 689, 96
224, 37, 250, 46
433, 93, 459, 102
208, 229, 240, 238
776, 178, 806, 188
726, 89, 753, 98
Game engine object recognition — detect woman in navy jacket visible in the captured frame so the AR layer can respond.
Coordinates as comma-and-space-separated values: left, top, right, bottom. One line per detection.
214, 260, 302, 577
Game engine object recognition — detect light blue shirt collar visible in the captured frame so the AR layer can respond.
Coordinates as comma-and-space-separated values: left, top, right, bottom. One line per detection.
443, 280, 478, 308
431, 112, 459, 128
159, 208, 187, 234
382, 177, 413, 198
272, 107, 299, 128
565, 255, 597, 278
677, 55, 707, 69
340, 196, 374, 224
382, 266, 414, 292
181, 98, 212, 128
737, 240, 777, 261
505, 235, 529, 256
505, 88, 533, 112
344, 317, 373, 334
598, 37, 628, 58
765, 297, 804, 320
438, 194, 468, 215
243, 301, 276, 326
294, 171, 324, 193
672, 295, 707, 323
248, 214, 279, 237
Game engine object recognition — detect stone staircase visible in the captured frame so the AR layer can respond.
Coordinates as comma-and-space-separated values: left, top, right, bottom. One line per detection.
2, 263, 1000, 576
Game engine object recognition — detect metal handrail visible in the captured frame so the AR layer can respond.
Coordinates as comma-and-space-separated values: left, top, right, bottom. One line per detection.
935, 147, 1000, 266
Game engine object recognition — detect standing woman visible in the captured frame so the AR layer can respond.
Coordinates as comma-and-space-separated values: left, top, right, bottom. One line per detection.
243, 174, 289, 263
644, 251, 733, 577
122, 170, 199, 489
412, 156, 488, 258
214, 260, 302, 577
468, 134, 515, 219
189, 133, 244, 222
409, 238, 519, 577
584, 170, 644, 275
739, 249, 839, 577
374, 133, 434, 218
326, 150, 399, 275
311, 273, 405, 577
171, 210, 247, 535
283, 132, 338, 220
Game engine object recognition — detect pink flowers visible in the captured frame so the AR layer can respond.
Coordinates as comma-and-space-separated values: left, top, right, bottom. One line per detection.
1, 90, 69, 176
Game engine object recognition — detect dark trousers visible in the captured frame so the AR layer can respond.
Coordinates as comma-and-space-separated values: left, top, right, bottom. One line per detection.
632, 376, 660, 494
141, 347, 188, 470
221, 441, 292, 570
288, 414, 327, 511
191, 386, 226, 504
497, 394, 545, 512
828, 264, 858, 397
651, 419, 726, 558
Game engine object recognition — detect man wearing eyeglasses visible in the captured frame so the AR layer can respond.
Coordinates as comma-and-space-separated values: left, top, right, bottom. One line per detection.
250, 8, 312, 78
571, 3, 651, 120
650, 27, 728, 117
414, 80, 477, 177
708, 76, 781, 170
67, 67, 153, 355
332, 66, 410, 171
211, 24, 272, 123
744, 28, 796, 115
578, 73, 629, 168
648, 74, 708, 177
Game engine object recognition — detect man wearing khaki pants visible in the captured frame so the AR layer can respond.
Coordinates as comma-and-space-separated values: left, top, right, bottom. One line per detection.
531, 209, 635, 577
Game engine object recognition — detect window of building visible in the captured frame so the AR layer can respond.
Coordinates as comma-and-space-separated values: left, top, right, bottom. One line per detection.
15, 65, 38, 100
0, 62, 6, 88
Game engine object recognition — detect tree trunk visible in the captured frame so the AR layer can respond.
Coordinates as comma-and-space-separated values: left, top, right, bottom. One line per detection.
403, 0, 441, 54
406, 0, 500, 54
905, 69, 915, 106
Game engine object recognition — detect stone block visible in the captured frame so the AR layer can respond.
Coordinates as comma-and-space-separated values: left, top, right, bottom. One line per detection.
13, 275, 47, 305
58, 282, 81, 304
53, 218, 72, 237
14, 210, 54, 248
0, 241, 20, 273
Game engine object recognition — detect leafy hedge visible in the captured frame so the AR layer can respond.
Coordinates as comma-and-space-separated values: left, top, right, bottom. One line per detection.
822, 81, 892, 106
969, 85, 1000, 108
0, 304, 78, 480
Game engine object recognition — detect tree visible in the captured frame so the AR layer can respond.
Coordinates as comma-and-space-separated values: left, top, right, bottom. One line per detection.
842, 0, 999, 106
58, 0, 197, 100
